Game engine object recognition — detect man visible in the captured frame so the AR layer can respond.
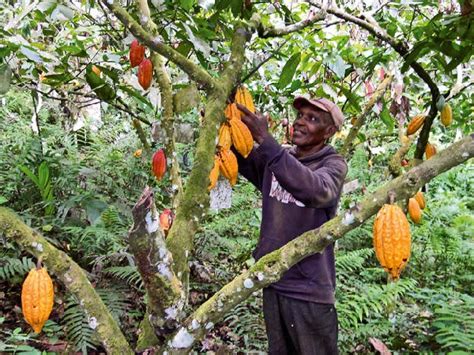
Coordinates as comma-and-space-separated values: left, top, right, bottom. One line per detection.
235, 96, 348, 355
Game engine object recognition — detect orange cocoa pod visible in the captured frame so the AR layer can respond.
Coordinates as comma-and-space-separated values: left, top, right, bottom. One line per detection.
235, 86, 255, 113
425, 143, 437, 159
151, 149, 166, 181
408, 198, 422, 224
406, 114, 425, 135
130, 39, 146, 67
373, 204, 411, 280
22, 267, 54, 333
218, 123, 232, 150
159, 208, 174, 233
208, 155, 220, 191
414, 191, 425, 209
224, 103, 241, 121
218, 149, 238, 186
229, 118, 253, 158
138, 59, 153, 90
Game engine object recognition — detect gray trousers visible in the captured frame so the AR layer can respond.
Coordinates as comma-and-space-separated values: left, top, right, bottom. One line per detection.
263, 288, 338, 355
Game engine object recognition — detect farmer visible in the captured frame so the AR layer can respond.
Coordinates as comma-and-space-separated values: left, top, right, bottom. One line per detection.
235, 97, 347, 355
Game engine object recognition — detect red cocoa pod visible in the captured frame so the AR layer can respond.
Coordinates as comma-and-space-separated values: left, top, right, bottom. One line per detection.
152, 149, 166, 181
138, 59, 153, 90
129, 40, 145, 67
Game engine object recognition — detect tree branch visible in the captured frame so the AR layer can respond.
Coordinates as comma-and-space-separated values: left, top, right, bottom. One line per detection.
99, 0, 216, 91
341, 74, 393, 156
258, 8, 327, 38
0, 208, 133, 354
166, 133, 474, 351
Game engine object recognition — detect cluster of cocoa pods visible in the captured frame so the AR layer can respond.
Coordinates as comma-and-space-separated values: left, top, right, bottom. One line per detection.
130, 39, 153, 90
208, 86, 255, 190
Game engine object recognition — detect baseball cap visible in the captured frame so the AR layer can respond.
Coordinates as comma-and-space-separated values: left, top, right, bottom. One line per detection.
293, 96, 344, 129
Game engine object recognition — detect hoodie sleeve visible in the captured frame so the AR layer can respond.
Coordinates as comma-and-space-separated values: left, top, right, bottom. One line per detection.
233, 146, 266, 192
256, 136, 347, 208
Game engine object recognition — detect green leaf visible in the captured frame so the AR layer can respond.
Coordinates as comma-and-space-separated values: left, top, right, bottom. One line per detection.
118, 85, 153, 109
0, 63, 12, 95
18, 165, 40, 187
380, 105, 394, 131
231, 0, 243, 17
41, 72, 74, 87
278, 52, 301, 89
20, 46, 42, 63
38, 161, 50, 189
0, 196, 8, 205
180, 0, 195, 11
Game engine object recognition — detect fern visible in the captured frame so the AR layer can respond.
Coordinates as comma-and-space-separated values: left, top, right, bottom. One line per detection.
433, 293, 474, 352
63, 295, 100, 354
104, 265, 143, 289
337, 278, 418, 329
336, 248, 373, 275
63, 285, 131, 353
0, 256, 35, 282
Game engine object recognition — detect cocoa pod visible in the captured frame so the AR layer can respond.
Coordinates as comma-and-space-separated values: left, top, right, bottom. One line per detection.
208, 155, 220, 191
224, 103, 241, 121
22, 267, 54, 333
235, 86, 255, 113
218, 123, 232, 150
373, 203, 411, 280
414, 191, 425, 210
129, 40, 146, 68
152, 149, 166, 181
138, 59, 153, 90
159, 208, 174, 234
229, 118, 253, 158
440, 103, 452, 127
425, 142, 436, 159
406, 114, 425, 135
218, 149, 238, 186
408, 198, 422, 224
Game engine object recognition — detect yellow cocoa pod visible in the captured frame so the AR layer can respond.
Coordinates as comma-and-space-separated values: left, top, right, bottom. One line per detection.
406, 114, 425, 135
229, 119, 253, 158
440, 103, 452, 127
224, 103, 241, 121
373, 204, 411, 280
22, 267, 54, 333
408, 198, 422, 224
218, 149, 238, 186
208, 155, 220, 191
235, 86, 255, 113
425, 142, 436, 159
414, 191, 425, 210
218, 123, 232, 150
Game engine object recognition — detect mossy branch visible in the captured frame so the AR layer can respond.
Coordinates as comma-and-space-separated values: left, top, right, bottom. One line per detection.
341, 74, 393, 156
100, 0, 216, 91
0, 208, 133, 354
165, 134, 474, 351
166, 26, 251, 293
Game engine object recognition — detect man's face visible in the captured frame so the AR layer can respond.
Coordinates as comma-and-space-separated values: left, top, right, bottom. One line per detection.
291, 105, 336, 147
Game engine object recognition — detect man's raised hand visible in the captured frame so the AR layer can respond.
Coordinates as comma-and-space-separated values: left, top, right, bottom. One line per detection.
236, 103, 270, 144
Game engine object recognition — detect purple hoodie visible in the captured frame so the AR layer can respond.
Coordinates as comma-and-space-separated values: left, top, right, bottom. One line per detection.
236, 136, 348, 304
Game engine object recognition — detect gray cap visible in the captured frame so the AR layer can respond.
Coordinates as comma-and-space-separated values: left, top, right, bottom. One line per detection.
293, 96, 344, 129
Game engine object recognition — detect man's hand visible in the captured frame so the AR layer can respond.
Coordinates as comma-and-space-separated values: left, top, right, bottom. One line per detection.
236, 103, 270, 144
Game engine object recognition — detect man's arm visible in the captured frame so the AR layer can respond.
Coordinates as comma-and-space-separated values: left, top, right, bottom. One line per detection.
255, 136, 347, 208
234, 146, 266, 191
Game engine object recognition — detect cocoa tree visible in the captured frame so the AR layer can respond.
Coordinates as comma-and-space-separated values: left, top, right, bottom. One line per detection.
1, 0, 473, 352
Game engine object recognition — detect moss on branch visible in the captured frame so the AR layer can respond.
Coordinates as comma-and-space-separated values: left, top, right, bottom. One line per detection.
0, 208, 133, 354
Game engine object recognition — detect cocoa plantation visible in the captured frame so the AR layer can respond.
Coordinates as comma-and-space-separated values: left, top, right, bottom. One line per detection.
0, 0, 473, 353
